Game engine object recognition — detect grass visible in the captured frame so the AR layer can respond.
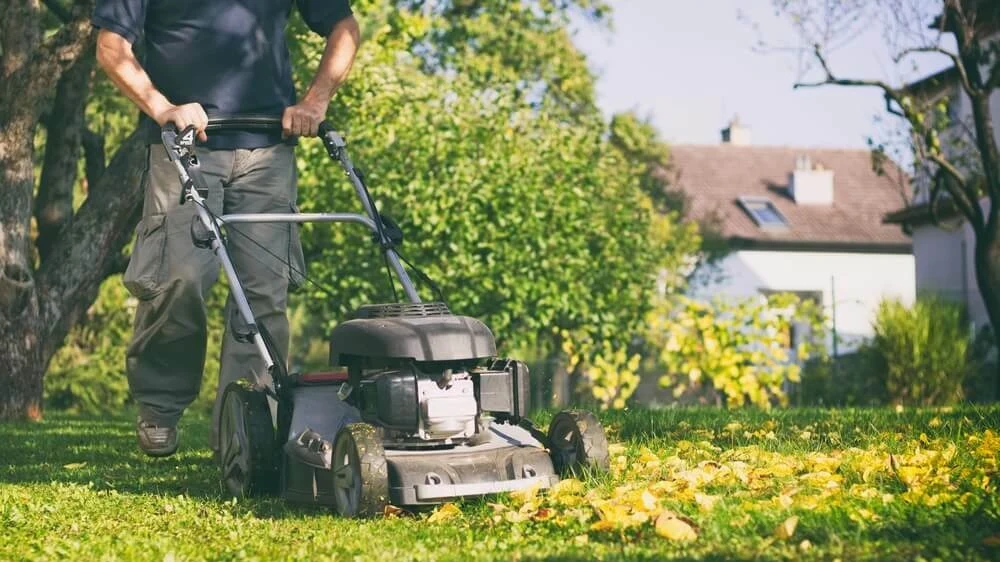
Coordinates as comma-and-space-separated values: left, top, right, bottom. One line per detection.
1, 406, 998, 561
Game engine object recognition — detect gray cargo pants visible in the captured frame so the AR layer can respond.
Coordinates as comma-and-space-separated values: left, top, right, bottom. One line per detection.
123, 143, 304, 452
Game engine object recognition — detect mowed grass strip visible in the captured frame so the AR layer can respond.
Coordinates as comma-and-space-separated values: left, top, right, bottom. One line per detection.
1, 406, 997, 561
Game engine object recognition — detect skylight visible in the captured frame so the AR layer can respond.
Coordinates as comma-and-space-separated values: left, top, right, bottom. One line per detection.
738, 197, 789, 229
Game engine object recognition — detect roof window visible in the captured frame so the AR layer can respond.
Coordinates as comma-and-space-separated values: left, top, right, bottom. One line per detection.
738, 196, 789, 229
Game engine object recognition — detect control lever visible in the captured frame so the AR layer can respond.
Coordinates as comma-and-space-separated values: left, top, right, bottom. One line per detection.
160, 124, 211, 205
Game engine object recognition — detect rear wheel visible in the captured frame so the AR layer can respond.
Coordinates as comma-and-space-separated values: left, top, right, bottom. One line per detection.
547, 410, 610, 476
218, 381, 277, 497
331, 423, 389, 517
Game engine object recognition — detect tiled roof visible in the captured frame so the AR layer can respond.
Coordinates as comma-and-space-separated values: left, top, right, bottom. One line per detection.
666, 144, 912, 249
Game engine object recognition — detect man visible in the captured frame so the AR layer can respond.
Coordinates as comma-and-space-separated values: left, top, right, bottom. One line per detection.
93, 0, 360, 457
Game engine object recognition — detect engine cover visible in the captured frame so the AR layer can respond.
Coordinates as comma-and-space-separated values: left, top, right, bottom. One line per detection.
329, 303, 496, 365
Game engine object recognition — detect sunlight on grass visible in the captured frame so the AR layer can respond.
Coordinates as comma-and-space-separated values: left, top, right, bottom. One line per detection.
1, 407, 998, 561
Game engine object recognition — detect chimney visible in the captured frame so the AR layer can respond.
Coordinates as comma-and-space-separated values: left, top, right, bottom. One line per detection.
789, 154, 834, 205
721, 115, 751, 145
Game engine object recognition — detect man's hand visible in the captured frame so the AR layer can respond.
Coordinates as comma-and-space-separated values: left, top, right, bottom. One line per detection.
155, 103, 209, 142
282, 98, 328, 138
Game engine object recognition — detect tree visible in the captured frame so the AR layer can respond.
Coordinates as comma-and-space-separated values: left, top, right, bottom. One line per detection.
773, 0, 1000, 398
0, 1, 146, 421
288, 3, 700, 406
9, 0, 698, 418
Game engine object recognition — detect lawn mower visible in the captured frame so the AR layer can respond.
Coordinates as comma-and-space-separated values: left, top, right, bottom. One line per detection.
160, 116, 610, 517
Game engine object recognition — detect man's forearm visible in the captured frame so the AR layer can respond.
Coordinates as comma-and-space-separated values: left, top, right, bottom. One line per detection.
300, 16, 361, 106
95, 30, 173, 123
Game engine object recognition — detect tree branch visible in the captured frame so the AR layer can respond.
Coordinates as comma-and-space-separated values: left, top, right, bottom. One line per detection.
893, 45, 977, 96
35, 133, 146, 358
35, 45, 95, 262
926, 149, 986, 234
794, 42, 988, 236
42, 0, 71, 23
794, 44, 901, 95
82, 128, 106, 188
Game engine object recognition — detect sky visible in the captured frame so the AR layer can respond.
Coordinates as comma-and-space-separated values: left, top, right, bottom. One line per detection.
571, 0, 952, 155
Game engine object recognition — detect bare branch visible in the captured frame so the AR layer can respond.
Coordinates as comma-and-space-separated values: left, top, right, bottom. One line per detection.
793, 45, 901, 95
793, 42, 987, 237
894, 45, 977, 96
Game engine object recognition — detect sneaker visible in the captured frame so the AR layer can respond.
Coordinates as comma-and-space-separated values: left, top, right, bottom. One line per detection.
136, 418, 179, 457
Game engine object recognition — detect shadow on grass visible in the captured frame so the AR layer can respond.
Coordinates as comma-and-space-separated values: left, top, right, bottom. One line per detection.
0, 411, 225, 499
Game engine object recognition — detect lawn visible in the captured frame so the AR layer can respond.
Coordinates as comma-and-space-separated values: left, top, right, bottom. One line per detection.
1, 406, 998, 561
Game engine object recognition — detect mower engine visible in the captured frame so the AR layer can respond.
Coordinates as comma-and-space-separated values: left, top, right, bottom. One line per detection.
355, 358, 530, 444
355, 367, 478, 441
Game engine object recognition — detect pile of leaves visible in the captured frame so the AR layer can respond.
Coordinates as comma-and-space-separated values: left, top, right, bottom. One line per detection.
422, 414, 1000, 556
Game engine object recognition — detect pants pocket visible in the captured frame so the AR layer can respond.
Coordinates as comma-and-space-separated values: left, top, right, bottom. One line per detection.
288, 202, 307, 292
124, 214, 168, 300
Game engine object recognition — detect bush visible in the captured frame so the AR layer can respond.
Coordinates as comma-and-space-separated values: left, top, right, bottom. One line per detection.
647, 293, 827, 408
866, 296, 969, 406
793, 351, 889, 407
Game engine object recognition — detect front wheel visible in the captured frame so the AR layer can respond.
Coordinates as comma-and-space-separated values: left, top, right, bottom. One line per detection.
547, 410, 610, 476
331, 423, 389, 517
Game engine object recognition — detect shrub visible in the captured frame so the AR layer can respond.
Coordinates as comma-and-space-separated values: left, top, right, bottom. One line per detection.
793, 351, 889, 407
867, 296, 969, 406
647, 293, 827, 408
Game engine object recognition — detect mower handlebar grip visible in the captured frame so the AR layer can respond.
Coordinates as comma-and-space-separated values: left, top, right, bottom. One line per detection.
318, 120, 335, 137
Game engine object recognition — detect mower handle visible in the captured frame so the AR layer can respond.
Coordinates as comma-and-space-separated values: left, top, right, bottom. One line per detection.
160, 115, 335, 135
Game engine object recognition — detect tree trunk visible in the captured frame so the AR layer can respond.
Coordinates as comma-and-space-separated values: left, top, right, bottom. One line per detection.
0, 133, 146, 420
0, 0, 152, 421
973, 215, 1000, 402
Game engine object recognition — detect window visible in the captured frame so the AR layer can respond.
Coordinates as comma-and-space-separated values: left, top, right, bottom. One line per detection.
738, 196, 789, 229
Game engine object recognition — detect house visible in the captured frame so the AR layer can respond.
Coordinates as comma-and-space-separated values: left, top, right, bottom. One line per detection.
668, 118, 916, 355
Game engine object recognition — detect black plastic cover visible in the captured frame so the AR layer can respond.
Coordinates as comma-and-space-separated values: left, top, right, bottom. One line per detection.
358, 369, 419, 432
329, 314, 497, 364
478, 359, 530, 420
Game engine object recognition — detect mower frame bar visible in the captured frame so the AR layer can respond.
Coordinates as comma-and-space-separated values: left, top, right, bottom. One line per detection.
159, 116, 422, 394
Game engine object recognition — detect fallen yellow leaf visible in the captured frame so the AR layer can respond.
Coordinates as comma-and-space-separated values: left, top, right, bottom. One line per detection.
383, 505, 404, 517
509, 481, 542, 505
694, 492, 719, 511
655, 512, 698, 542
549, 478, 584, 497
774, 516, 798, 540
427, 502, 461, 523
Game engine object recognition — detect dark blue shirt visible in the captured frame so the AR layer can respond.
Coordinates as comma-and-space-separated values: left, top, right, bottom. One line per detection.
92, 0, 353, 149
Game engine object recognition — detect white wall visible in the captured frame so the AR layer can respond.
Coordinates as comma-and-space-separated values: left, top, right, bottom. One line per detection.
691, 250, 916, 354
912, 220, 990, 328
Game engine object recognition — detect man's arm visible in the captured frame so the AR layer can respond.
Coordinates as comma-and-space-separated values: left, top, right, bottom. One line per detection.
95, 29, 209, 141
282, 15, 361, 138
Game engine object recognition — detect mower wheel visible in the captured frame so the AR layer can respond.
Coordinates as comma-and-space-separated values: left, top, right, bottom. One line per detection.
331, 423, 389, 518
547, 409, 610, 475
218, 380, 277, 497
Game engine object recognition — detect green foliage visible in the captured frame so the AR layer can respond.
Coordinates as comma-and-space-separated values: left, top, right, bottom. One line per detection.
45, 276, 133, 413
867, 296, 971, 407
648, 293, 827, 408
793, 352, 890, 407
290, 2, 698, 359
